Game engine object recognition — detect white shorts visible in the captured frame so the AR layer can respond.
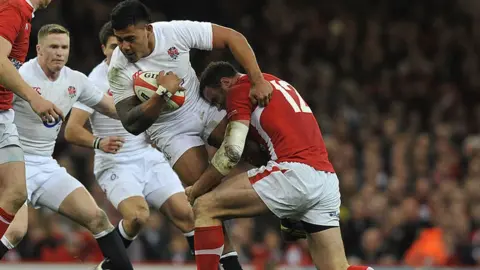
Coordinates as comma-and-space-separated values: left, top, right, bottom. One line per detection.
248, 161, 341, 227
147, 98, 226, 166
95, 147, 184, 209
25, 154, 83, 211
0, 110, 22, 152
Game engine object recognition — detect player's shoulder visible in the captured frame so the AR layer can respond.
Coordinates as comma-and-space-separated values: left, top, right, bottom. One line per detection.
227, 75, 251, 100
18, 57, 38, 78
0, 0, 32, 17
62, 65, 89, 84
88, 61, 108, 80
109, 47, 129, 71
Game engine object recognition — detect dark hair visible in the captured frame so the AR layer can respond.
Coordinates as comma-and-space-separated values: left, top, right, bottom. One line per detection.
110, 0, 152, 30
99, 21, 114, 46
199, 61, 239, 98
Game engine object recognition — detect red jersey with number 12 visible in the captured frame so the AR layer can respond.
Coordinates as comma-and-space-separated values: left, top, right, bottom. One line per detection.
0, 0, 34, 110
226, 74, 334, 172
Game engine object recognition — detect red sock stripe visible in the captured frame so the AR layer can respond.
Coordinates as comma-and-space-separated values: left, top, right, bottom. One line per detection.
0, 208, 14, 223
348, 266, 373, 270
194, 225, 224, 251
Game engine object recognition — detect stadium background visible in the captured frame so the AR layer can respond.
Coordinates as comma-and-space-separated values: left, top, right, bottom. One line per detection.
3, 0, 480, 268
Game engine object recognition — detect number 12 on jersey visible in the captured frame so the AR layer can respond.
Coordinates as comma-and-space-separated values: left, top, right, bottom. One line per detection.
270, 80, 312, 113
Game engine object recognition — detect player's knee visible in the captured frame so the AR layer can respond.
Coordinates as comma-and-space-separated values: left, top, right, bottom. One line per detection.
86, 208, 112, 233
124, 204, 150, 229
193, 194, 215, 219
6, 184, 27, 211
171, 204, 194, 233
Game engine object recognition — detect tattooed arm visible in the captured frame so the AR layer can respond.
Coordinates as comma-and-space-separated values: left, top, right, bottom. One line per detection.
110, 68, 184, 135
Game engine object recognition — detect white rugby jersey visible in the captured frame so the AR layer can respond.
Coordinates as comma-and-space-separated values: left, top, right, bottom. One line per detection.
14, 58, 104, 156
73, 61, 150, 157
108, 20, 213, 133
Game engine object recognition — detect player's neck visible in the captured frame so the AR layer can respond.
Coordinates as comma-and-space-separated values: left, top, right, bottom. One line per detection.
145, 33, 156, 58
39, 62, 61, 81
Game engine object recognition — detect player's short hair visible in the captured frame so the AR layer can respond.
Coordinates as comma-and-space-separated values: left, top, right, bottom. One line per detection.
37, 24, 70, 42
110, 0, 152, 30
99, 21, 114, 46
199, 61, 239, 98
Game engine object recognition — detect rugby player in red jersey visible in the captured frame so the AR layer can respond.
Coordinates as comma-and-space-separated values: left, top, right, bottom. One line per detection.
186, 61, 374, 270
0, 0, 63, 240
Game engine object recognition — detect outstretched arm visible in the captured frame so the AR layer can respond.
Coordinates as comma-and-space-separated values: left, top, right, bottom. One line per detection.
211, 25, 272, 106
65, 106, 125, 154
187, 120, 250, 203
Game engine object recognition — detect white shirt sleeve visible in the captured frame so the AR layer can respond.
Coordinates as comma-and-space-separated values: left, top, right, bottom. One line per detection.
170, 20, 213, 51
78, 74, 104, 107
108, 65, 135, 105
73, 102, 94, 114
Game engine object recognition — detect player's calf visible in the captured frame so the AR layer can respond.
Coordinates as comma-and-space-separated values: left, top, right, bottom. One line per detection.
116, 196, 150, 248
0, 154, 26, 238
0, 204, 28, 259
306, 226, 373, 270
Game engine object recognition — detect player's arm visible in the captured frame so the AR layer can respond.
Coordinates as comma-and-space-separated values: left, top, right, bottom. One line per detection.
91, 94, 119, 120
0, 38, 37, 102
112, 70, 183, 135
188, 120, 250, 202
65, 105, 124, 154
211, 25, 272, 106
0, 6, 63, 121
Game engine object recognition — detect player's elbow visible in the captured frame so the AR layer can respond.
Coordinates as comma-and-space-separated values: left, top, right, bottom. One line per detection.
213, 25, 246, 49
123, 123, 143, 136
64, 125, 77, 143
225, 145, 243, 165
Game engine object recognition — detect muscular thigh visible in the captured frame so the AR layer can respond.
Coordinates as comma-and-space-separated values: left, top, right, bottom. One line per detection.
173, 145, 209, 187
202, 172, 270, 221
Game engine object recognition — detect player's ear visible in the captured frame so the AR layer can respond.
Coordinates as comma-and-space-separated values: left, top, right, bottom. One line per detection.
145, 24, 153, 33
36, 44, 41, 55
220, 77, 232, 88
101, 44, 106, 55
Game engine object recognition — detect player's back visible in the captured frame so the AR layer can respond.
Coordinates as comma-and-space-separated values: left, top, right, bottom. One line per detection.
230, 74, 334, 172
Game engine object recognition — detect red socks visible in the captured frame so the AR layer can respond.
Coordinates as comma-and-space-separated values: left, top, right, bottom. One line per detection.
348, 266, 374, 270
0, 208, 14, 238
194, 226, 224, 270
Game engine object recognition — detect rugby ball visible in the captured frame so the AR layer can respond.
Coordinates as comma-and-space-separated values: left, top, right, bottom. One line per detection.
133, 71, 185, 112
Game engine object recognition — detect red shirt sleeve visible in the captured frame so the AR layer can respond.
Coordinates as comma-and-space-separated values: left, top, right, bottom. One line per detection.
226, 83, 253, 122
0, 5, 22, 45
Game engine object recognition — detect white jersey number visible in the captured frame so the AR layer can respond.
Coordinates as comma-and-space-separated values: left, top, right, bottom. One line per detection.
270, 80, 312, 113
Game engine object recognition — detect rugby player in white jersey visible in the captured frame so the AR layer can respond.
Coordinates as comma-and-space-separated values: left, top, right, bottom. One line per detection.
65, 21, 196, 269
0, 24, 133, 270
108, 1, 272, 268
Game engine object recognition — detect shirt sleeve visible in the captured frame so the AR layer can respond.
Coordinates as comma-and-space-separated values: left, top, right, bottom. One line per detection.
226, 84, 253, 122
78, 74, 104, 107
0, 5, 22, 45
170, 20, 213, 51
73, 102, 94, 114
108, 64, 135, 104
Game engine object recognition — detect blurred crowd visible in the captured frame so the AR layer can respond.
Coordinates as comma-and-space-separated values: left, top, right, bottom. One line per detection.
3, 0, 480, 268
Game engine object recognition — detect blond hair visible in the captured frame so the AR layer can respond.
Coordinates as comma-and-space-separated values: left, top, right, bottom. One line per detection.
37, 24, 70, 42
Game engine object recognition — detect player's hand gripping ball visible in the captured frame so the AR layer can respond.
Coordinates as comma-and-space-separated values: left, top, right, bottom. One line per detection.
133, 71, 185, 112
